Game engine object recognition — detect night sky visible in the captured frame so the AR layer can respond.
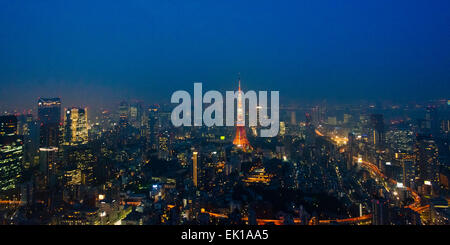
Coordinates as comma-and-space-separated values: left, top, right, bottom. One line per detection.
1, 0, 449, 111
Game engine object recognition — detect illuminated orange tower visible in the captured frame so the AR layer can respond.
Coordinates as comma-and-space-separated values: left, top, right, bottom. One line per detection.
232, 79, 252, 150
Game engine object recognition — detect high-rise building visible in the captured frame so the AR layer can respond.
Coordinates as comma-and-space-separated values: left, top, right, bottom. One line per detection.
63, 144, 97, 187
119, 101, 129, 128
371, 199, 388, 225
38, 98, 61, 187
414, 134, 439, 188
0, 115, 23, 194
232, 80, 251, 150
305, 112, 312, 126
425, 106, 439, 136
290, 111, 296, 125
370, 114, 385, 149
18, 114, 39, 169
343, 114, 352, 124
38, 98, 61, 147
327, 116, 337, 125
279, 121, 286, 136
394, 152, 415, 188
311, 106, 321, 126
441, 119, 450, 134
130, 102, 144, 130
147, 106, 160, 150
346, 132, 356, 170
158, 130, 172, 161
192, 151, 198, 188
64, 107, 88, 145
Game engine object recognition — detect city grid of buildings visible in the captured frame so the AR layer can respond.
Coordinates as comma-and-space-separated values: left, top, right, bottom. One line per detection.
0, 82, 449, 225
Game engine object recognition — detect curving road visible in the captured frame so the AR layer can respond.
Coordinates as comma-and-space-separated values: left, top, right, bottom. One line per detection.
199, 129, 429, 225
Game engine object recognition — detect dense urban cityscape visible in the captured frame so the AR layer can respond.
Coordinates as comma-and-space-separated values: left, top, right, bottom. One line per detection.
0, 1, 449, 235
0, 87, 449, 225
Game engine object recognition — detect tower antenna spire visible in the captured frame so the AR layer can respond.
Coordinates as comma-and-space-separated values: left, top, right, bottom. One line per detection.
238, 72, 241, 91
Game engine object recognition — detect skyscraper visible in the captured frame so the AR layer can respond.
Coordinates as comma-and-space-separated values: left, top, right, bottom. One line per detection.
370, 114, 385, 149
290, 111, 296, 125
395, 152, 415, 188
346, 132, 356, 170
0, 115, 23, 194
371, 199, 388, 225
18, 114, 39, 169
147, 106, 160, 150
192, 151, 198, 188
38, 98, 61, 187
64, 107, 88, 145
158, 130, 172, 161
38, 98, 61, 147
130, 102, 144, 129
119, 101, 129, 128
311, 106, 320, 126
414, 134, 439, 189
425, 106, 439, 136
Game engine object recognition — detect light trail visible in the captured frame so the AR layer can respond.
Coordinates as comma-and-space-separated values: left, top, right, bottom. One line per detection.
315, 129, 324, 137
202, 210, 371, 225
316, 128, 426, 213
352, 156, 427, 213
315, 128, 429, 218
0, 200, 22, 205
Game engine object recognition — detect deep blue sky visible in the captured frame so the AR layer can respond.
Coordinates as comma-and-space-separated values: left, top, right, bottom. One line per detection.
0, 0, 449, 110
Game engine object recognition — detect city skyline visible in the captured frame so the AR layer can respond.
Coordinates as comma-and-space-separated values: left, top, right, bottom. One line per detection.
0, 77, 448, 226
1, 0, 450, 234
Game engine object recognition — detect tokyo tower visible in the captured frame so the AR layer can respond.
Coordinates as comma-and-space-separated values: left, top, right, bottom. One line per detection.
232, 78, 252, 150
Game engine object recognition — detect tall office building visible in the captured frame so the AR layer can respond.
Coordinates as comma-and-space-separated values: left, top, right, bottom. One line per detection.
279, 121, 286, 136
327, 116, 337, 125
395, 152, 415, 188
64, 107, 88, 145
425, 106, 439, 136
119, 101, 129, 128
147, 106, 160, 150
290, 111, 296, 125
414, 134, 439, 188
18, 114, 39, 169
63, 144, 97, 187
38, 98, 61, 146
346, 132, 356, 170
130, 102, 147, 137
158, 130, 172, 161
0, 115, 23, 194
343, 114, 352, 124
311, 106, 321, 126
441, 119, 450, 134
129, 102, 144, 128
192, 151, 198, 188
371, 199, 388, 225
38, 98, 61, 187
370, 114, 385, 149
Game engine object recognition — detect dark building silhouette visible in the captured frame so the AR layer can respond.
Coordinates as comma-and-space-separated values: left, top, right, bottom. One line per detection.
38, 98, 61, 188
425, 106, 439, 136
370, 114, 385, 149
414, 134, 439, 189
371, 199, 388, 225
